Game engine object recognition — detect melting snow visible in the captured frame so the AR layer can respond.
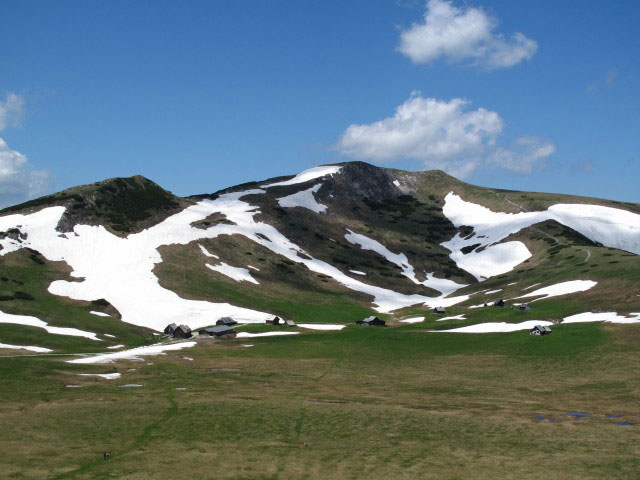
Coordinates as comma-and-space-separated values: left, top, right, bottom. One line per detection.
78, 373, 121, 379
67, 341, 196, 364
513, 280, 597, 302
297, 323, 345, 330
89, 311, 110, 317
0, 342, 52, 353
236, 331, 300, 338
277, 184, 327, 213
563, 312, 640, 324
349, 270, 366, 275
436, 314, 466, 322
199, 244, 219, 259
393, 180, 401, 187
261, 166, 342, 188
441, 193, 640, 280
0, 309, 101, 341
435, 320, 552, 333
107, 344, 124, 350
344, 229, 467, 296
399, 317, 425, 324
484, 289, 502, 295
103, 334, 115, 338
0, 183, 472, 329
206, 262, 259, 284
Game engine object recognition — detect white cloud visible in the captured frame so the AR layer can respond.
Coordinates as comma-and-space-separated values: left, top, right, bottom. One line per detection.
0, 93, 52, 209
0, 93, 25, 131
397, 0, 537, 69
487, 137, 556, 174
0, 139, 52, 208
336, 93, 555, 178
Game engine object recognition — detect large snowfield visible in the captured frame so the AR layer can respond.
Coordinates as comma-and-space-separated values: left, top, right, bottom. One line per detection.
441, 193, 640, 280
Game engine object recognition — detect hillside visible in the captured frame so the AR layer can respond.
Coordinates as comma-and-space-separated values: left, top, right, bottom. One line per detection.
0, 161, 639, 348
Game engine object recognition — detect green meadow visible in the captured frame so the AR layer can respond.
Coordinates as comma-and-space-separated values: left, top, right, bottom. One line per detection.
0, 316, 638, 480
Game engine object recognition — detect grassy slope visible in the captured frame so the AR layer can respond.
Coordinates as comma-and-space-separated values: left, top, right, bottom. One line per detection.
0, 321, 638, 479
155, 237, 378, 324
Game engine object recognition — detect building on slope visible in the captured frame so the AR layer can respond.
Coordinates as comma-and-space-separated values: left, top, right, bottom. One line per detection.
356, 316, 386, 326
173, 325, 192, 339
519, 304, 531, 312
200, 326, 236, 338
266, 315, 283, 325
530, 325, 552, 336
284, 319, 296, 327
493, 299, 506, 307
216, 317, 238, 326
434, 307, 446, 314
164, 323, 178, 336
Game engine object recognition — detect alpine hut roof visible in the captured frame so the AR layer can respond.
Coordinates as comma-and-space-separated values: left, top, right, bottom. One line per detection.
201, 325, 236, 337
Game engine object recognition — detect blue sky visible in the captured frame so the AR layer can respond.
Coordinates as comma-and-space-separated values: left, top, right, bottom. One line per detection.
1, 0, 639, 206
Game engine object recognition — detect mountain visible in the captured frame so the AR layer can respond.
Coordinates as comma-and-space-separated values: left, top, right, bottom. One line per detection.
0, 161, 639, 352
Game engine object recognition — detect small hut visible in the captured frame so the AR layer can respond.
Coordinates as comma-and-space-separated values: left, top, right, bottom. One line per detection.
530, 325, 552, 336
519, 303, 531, 312
266, 315, 282, 325
284, 319, 297, 327
216, 317, 238, 326
356, 316, 385, 326
434, 306, 446, 314
493, 299, 505, 307
200, 326, 236, 338
173, 324, 192, 339
164, 323, 178, 335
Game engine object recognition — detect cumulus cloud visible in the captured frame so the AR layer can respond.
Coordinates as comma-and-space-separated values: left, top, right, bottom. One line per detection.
0, 139, 52, 208
0, 93, 52, 209
336, 93, 555, 178
0, 93, 25, 131
397, 0, 537, 69
487, 137, 556, 174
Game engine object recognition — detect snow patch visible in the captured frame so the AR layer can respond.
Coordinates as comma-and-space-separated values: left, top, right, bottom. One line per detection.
67, 341, 196, 364
513, 280, 597, 302
262, 166, 342, 188
107, 344, 124, 350
89, 311, 110, 317
437, 314, 466, 322
277, 184, 327, 214
78, 373, 121, 379
0, 309, 101, 341
0, 342, 52, 353
349, 270, 366, 276
236, 331, 300, 338
206, 262, 259, 284
434, 320, 552, 333
399, 317, 425, 324
297, 323, 345, 331
484, 289, 502, 295
563, 312, 640, 324
199, 244, 219, 259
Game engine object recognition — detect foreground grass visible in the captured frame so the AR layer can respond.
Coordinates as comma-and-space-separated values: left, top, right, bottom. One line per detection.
0, 321, 638, 479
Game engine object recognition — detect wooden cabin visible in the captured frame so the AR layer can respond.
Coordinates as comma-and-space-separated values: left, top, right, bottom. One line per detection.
216, 317, 238, 326
356, 316, 386, 326
530, 325, 552, 336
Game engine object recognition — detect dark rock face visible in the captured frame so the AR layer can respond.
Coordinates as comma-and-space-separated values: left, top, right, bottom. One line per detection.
1, 175, 190, 236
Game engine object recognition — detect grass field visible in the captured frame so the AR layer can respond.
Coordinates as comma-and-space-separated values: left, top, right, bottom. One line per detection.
0, 319, 638, 479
